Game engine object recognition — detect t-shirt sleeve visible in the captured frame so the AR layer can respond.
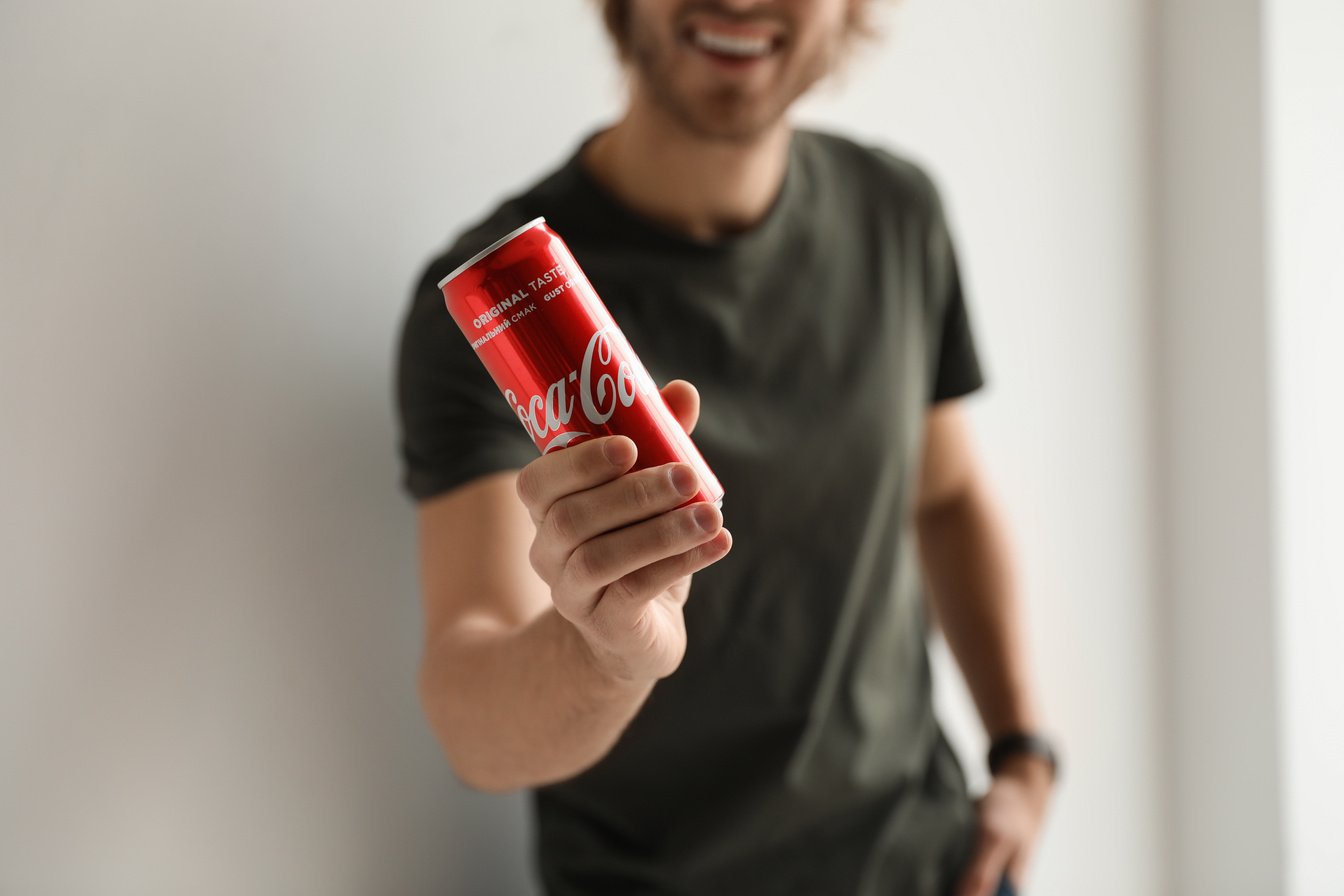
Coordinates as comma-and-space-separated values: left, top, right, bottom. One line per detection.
395, 243, 539, 502
924, 176, 987, 405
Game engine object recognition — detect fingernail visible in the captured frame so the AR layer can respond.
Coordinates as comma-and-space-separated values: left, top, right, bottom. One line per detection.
669, 465, 699, 497
692, 504, 719, 532
603, 437, 631, 466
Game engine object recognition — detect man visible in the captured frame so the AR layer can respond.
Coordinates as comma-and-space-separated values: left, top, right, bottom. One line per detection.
396, 1, 1057, 894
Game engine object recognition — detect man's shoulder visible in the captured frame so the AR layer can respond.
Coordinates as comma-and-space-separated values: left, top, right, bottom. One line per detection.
797, 129, 943, 219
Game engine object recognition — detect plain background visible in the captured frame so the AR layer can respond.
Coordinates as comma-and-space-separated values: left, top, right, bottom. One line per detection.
1, 1, 1338, 894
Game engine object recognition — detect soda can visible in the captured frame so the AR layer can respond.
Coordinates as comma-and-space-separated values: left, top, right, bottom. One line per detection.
438, 216, 724, 509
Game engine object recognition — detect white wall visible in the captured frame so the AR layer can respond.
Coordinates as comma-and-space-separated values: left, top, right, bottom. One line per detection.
0, 1, 1162, 893
1266, 2, 1344, 894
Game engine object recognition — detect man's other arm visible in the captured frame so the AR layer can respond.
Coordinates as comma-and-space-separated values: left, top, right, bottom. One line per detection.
914, 400, 1055, 896
914, 400, 1043, 742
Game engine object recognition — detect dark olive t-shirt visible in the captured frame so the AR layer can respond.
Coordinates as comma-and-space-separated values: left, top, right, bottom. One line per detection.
397, 129, 987, 896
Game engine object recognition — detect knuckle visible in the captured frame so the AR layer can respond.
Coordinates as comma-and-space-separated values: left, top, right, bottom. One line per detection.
514, 467, 537, 507
628, 473, 658, 511
564, 442, 588, 480
666, 546, 706, 584
604, 574, 639, 608
654, 515, 684, 552
569, 542, 606, 587
527, 538, 547, 578
547, 498, 579, 543
572, 438, 606, 480
680, 543, 708, 573
585, 603, 617, 645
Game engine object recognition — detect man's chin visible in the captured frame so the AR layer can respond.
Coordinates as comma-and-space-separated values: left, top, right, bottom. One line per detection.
670, 101, 787, 145
637, 66, 795, 144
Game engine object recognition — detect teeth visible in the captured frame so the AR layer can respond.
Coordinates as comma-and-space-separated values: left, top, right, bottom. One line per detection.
692, 29, 773, 58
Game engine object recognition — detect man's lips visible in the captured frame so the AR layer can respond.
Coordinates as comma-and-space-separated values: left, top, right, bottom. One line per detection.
681, 17, 786, 61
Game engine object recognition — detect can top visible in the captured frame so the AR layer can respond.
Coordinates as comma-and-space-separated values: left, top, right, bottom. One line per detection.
437, 216, 547, 290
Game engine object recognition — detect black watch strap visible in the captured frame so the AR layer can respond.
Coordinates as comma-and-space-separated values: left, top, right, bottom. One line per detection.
987, 731, 1060, 780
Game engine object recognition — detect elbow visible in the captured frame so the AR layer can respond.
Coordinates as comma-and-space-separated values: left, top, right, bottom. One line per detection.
450, 759, 524, 795
417, 661, 525, 795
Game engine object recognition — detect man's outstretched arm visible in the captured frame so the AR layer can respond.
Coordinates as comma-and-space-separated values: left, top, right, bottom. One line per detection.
414, 381, 731, 793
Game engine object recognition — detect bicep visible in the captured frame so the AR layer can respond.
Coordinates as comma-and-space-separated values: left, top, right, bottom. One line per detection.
416, 470, 552, 647
915, 399, 980, 517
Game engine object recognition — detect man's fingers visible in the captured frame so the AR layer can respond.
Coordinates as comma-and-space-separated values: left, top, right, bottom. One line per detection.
533, 462, 703, 580
515, 435, 637, 522
954, 833, 1014, 896
660, 379, 700, 435
599, 528, 733, 621
558, 502, 723, 613
516, 380, 698, 525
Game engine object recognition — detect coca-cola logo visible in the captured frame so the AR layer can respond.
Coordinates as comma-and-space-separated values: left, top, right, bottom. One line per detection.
504, 327, 657, 452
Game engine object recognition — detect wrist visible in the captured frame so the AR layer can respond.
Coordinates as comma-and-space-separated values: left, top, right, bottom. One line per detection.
550, 608, 654, 696
988, 730, 1060, 789
994, 751, 1055, 795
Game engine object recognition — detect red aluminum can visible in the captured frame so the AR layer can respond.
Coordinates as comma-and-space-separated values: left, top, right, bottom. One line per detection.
438, 217, 724, 509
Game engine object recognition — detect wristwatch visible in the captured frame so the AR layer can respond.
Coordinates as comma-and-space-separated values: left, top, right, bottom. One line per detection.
987, 731, 1061, 782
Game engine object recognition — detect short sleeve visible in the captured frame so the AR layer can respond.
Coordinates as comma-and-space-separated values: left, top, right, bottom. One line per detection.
395, 238, 539, 502
925, 178, 987, 405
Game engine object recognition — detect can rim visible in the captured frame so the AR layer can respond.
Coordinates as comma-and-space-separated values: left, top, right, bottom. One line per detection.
437, 216, 547, 290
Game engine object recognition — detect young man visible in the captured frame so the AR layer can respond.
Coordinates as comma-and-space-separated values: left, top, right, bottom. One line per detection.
397, 1, 1057, 894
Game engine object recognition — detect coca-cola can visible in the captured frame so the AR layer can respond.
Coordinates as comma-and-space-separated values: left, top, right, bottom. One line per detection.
438, 216, 724, 509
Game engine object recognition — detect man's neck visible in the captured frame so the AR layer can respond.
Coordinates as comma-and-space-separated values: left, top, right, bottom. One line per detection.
581, 90, 792, 243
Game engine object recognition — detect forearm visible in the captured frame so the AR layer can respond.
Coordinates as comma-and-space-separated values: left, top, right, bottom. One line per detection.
418, 605, 654, 792
916, 484, 1042, 739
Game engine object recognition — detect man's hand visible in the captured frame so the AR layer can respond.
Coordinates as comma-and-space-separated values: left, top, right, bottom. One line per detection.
954, 755, 1055, 896
513, 379, 733, 684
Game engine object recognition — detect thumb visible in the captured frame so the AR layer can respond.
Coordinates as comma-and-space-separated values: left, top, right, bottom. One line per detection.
660, 379, 700, 435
